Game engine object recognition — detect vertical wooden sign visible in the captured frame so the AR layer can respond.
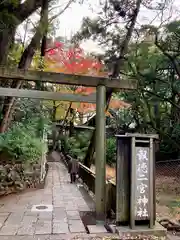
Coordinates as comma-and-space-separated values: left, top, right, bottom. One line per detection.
135, 147, 150, 220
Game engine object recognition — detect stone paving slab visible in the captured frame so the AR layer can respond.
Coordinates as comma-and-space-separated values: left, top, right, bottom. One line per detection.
52, 221, 69, 234
0, 224, 19, 235
68, 219, 87, 233
0, 233, 119, 240
67, 210, 81, 220
87, 225, 108, 234
35, 220, 52, 235
17, 225, 36, 236
0, 162, 92, 237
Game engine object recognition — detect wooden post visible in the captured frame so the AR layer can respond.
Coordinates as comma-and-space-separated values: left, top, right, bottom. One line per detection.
115, 133, 158, 229
149, 138, 154, 228
95, 84, 106, 223
116, 137, 130, 225
130, 136, 136, 229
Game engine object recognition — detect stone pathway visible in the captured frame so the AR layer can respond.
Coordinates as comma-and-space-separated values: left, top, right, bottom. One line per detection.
0, 162, 98, 239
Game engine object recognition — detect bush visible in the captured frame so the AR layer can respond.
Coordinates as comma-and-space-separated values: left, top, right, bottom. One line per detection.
60, 131, 92, 161
68, 131, 92, 161
61, 133, 117, 166
0, 122, 47, 164
106, 137, 116, 166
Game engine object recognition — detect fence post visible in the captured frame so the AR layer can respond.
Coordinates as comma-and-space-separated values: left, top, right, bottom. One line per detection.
106, 181, 112, 217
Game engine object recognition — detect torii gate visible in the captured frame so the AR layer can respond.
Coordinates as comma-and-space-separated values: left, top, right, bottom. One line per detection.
0, 68, 137, 222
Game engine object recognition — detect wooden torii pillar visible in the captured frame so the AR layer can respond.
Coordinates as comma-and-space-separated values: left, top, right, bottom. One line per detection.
0, 68, 137, 223
95, 84, 106, 222
95, 83, 138, 223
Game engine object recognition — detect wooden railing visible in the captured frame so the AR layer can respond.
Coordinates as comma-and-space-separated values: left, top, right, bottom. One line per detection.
106, 180, 116, 216
79, 163, 116, 216
61, 154, 116, 216
78, 163, 96, 194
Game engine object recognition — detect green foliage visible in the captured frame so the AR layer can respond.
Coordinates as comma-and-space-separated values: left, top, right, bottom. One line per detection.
0, 99, 50, 164
0, 10, 19, 30
74, 16, 180, 160
61, 132, 116, 166
7, 43, 23, 67
59, 134, 70, 154
72, 0, 180, 161
60, 131, 92, 162
68, 131, 92, 161
0, 122, 47, 164
14, 99, 51, 137
108, 108, 135, 132
119, 20, 180, 159
106, 137, 116, 165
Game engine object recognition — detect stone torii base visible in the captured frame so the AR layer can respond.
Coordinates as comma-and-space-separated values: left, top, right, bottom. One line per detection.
115, 222, 166, 239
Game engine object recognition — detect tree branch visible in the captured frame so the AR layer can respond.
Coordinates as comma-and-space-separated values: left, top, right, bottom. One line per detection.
84, 0, 143, 167
0, 0, 49, 133
16, 0, 52, 23
49, 0, 74, 23
143, 89, 180, 110
155, 33, 180, 78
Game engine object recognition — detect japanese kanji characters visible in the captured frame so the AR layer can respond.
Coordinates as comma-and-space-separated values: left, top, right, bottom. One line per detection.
137, 207, 148, 217
136, 148, 149, 219
137, 195, 148, 206
137, 149, 148, 161
137, 182, 148, 194
137, 162, 148, 177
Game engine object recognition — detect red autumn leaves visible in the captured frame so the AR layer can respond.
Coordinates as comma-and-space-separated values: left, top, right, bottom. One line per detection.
45, 40, 130, 115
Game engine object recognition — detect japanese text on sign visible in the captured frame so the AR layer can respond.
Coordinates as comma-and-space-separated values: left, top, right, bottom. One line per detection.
135, 147, 149, 219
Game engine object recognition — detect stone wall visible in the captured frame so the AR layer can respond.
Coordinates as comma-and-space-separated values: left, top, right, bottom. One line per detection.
0, 163, 43, 196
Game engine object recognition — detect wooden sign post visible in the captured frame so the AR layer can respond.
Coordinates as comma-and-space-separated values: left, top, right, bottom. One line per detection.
115, 133, 166, 236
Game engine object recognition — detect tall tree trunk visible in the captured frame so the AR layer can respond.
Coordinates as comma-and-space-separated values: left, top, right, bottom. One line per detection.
0, 0, 49, 133
0, 28, 16, 65
0, 0, 46, 65
84, 0, 142, 167
84, 131, 95, 167
52, 101, 57, 122
69, 108, 74, 137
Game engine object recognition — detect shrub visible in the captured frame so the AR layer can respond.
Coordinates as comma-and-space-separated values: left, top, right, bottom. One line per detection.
106, 137, 116, 166
60, 131, 92, 161
68, 131, 91, 161
61, 133, 117, 166
0, 122, 47, 164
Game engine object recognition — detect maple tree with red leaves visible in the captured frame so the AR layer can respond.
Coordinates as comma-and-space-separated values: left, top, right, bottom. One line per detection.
45, 41, 104, 75
45, 40, 130, 117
